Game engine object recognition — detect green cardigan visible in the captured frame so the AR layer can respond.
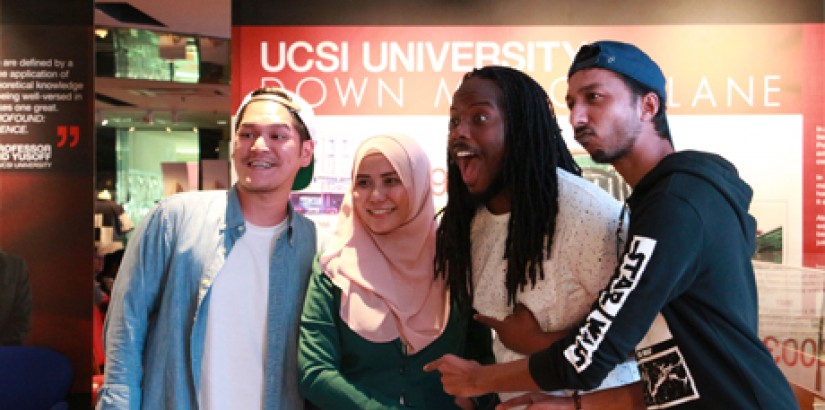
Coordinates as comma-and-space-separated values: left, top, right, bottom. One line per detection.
298, 267, 495, 409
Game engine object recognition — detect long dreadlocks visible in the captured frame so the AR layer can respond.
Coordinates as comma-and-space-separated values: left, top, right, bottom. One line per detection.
434, 66, 581, 312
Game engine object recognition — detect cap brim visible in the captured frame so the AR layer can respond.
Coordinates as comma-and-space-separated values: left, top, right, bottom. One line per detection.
292, 154, 314, 191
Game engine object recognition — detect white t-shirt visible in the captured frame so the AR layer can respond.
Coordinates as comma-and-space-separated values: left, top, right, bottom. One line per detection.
471, 169, 638, 401
198, 219, 287, 410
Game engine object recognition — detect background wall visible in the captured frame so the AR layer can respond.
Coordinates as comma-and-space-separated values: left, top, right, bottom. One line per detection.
234, 0, 825, 25
0, 0, 94, 407
233, 2, 824, 267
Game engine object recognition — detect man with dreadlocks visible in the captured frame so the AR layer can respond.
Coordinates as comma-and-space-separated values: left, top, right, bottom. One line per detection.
430, 65, 642, 407
428, 42, 799, 409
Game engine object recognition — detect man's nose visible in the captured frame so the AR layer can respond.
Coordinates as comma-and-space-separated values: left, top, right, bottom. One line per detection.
252, 135, 269, 150
569, 104, 587, 127
448, 120, 469, 143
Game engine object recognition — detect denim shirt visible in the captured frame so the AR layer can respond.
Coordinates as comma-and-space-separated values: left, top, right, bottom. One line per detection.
97, 186, 316, 410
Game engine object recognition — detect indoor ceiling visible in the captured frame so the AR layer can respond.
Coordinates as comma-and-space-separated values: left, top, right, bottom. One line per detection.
93, 0, 824, 135
94, 0, 232, 135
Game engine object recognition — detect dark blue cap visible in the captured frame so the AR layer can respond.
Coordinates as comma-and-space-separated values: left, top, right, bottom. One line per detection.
568, 40, 667, 103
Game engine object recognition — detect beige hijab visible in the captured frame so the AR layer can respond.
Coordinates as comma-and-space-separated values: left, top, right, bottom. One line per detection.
320, 133, 449, 354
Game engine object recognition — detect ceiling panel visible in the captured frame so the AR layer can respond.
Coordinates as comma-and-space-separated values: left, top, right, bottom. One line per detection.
94, 0, 231, 135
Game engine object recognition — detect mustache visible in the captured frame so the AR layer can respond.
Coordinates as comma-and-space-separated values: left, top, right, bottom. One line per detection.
449, 141, 472, 152
573, 125, 596, 140
447, 142, 477, 162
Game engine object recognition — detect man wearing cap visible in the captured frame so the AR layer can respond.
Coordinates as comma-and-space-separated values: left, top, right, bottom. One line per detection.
426, 41, 798, 409
98, 87, 317, 410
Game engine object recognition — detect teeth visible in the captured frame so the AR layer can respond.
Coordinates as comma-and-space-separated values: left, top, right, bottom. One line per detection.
370, 209, 392, 215
456, 151, 474, 158
249, 161, 271, 168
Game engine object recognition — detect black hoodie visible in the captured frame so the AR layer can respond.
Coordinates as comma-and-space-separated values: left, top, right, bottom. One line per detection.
530, 151, 798, 409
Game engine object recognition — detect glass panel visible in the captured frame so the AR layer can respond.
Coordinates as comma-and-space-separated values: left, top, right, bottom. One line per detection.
116, 129, 200, 227
108, 28, 200, 83
97, 26, 229, 84
198, 37, 230, 84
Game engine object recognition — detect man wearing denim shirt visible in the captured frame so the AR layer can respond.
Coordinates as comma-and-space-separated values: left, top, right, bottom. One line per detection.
97, 87, 317, 410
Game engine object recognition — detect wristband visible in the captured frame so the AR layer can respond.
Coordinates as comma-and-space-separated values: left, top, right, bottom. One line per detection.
572, 390, 582, 410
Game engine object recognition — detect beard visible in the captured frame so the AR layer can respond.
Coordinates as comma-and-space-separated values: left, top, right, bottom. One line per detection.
448, 161, 506, 210
590, 145, 630, 164
582, 118, 642, 164
471, 170, 506, 206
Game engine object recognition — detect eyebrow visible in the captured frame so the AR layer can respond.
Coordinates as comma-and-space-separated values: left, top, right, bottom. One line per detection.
237, 122, 292, 130
574, 82, 604, 94
567, 82, 604, 100
355, 171, 399, 179
450, 100, 494, 111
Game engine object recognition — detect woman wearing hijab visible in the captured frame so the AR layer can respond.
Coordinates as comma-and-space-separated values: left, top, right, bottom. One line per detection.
298, 133, 494, 410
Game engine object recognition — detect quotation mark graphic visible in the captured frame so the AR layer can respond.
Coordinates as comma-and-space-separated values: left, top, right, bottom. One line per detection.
57, 125, 80, 148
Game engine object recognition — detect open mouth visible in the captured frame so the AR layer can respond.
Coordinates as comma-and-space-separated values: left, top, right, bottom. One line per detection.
450, 144, 481, 187
248, 160, 273, 169
450, 143, 478, 162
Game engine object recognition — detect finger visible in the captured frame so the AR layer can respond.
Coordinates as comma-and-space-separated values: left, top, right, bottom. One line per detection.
473, 313, 503, 329
423, 353, 455, 372
423, 357, 443, 372
513, 303, 535, 318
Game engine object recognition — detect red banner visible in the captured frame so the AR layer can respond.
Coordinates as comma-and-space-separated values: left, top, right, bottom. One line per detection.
802, 24, 825, 268
233, 25, 803, 115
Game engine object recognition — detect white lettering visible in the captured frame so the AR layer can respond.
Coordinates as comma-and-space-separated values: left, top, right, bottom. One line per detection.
727, 76, 754, 107
692, 77, 717, 107
764, 75, 781, 107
